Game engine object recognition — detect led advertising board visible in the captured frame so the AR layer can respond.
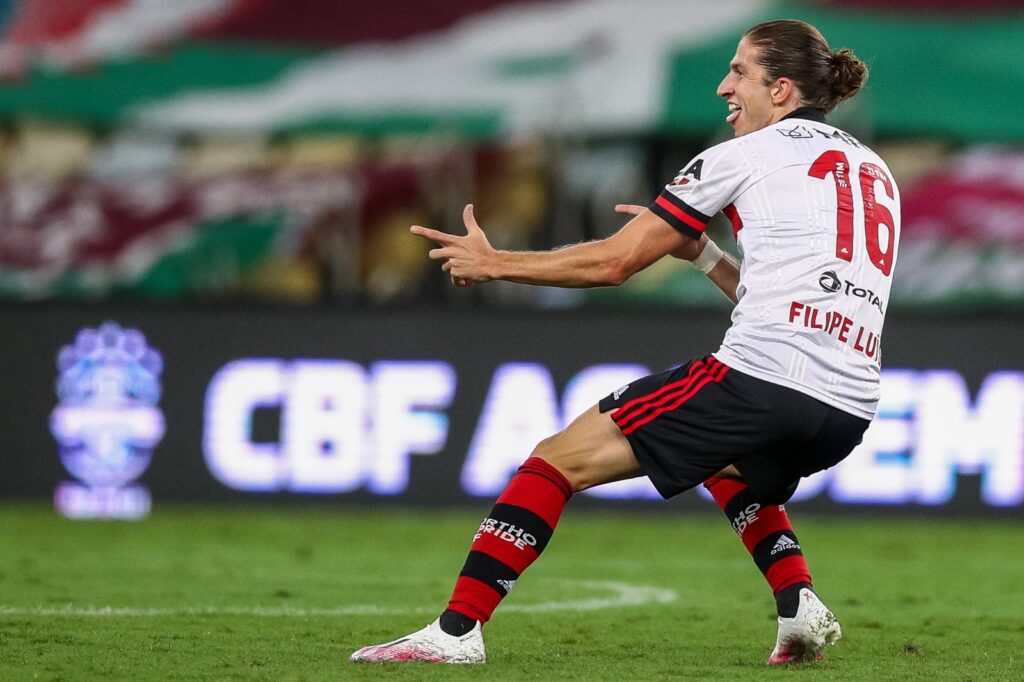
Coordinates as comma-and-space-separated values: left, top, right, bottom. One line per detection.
1, 305, 1020, 516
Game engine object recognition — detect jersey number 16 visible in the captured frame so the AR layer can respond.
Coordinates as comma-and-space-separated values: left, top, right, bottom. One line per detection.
809, 150, 896, 277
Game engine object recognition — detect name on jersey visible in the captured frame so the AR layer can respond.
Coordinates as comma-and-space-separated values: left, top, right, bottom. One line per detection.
788, 301, 880, 360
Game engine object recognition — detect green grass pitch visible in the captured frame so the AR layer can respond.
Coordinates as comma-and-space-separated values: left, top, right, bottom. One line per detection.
1, 503, 1021, 680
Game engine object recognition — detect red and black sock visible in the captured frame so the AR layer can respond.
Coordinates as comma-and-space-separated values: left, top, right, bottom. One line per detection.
442, 457, 573, 634
703, 476, 812, 617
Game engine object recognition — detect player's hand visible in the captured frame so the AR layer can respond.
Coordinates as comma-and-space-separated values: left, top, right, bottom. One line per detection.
615, 203, 707, 261
411, 204, 497, 285
614, 203, 646, 217
669, 234, 709, 261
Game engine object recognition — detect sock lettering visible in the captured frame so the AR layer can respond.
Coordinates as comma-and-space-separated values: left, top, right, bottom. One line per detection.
447, 457, 572, 623
704, 476, 811, 594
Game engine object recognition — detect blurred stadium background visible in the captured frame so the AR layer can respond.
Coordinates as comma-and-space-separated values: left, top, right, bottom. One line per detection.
1, 0, 1023, 309
2, 0, 1024, 512
2, 0, 1024, 677
2, 0, 1022, 514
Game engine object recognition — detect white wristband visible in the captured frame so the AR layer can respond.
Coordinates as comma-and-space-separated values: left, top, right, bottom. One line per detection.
692, 239, 724, 274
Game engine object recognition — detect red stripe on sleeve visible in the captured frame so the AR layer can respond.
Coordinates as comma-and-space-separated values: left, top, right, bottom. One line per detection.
655, 195, 708, 232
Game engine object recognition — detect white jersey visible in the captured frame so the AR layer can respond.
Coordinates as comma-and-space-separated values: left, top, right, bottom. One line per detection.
650, 110, 900, 419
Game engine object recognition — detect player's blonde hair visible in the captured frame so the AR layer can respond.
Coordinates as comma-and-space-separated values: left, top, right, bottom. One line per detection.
744, 19, 868, 113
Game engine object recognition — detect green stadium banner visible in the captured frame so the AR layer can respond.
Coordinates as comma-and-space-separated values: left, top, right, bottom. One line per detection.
0, 1, 1022, 142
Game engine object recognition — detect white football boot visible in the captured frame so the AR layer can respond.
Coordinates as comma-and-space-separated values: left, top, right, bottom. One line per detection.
350, 618, 485, 664
767, 588, 842, 665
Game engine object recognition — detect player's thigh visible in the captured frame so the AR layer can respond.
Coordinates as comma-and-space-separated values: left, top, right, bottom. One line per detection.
532, 404, 642, 492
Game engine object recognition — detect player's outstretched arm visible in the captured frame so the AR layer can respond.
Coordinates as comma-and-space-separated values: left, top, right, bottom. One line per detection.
614, 204, 740, 304
411, 204, 689, 289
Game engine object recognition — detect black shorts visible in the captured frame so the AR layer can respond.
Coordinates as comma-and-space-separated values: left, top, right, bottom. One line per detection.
598, 355, 870, 504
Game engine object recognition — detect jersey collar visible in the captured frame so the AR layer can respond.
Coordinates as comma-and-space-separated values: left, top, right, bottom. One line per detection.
781, 107, 827, 123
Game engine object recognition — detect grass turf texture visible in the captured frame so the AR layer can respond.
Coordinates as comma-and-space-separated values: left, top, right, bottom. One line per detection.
0, 504, 1021, 680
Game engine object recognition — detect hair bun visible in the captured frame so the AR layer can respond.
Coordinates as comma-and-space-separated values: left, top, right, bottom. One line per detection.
829, 48, 868, 102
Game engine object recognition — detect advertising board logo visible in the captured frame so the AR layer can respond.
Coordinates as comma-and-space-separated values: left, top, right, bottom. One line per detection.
49, 322, 165, 519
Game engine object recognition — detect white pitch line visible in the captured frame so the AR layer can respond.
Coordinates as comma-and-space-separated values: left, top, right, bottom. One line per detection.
502, 581, 677, 613
0, 581, 676, 618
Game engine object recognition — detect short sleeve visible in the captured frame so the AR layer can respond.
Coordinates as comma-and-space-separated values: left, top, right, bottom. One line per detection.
649, 140, 749, 240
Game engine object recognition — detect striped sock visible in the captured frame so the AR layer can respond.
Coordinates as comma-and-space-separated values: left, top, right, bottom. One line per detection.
703, 476, 812, 608
446, 457, 573, 625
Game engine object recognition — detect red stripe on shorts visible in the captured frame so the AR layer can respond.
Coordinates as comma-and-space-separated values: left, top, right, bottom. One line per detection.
613, 358, 719, 431
612, 359, 709, 427
620, 360, 729, 435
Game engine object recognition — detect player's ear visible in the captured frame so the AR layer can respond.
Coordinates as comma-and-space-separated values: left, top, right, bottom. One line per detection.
771, 77, 795, 105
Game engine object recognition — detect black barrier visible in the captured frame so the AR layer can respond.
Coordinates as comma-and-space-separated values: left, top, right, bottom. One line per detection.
1, 303, 1022, 517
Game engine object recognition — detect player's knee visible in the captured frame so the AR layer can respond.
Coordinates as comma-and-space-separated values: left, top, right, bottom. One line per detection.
529, 433, 558, 462
532, 459, 616, 494
529, 438, 588, 493
530, 456, 585, 493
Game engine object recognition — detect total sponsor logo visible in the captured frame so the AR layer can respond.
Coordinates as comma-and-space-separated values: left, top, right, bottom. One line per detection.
475, 518, 538, 550
818, 270, 885, 313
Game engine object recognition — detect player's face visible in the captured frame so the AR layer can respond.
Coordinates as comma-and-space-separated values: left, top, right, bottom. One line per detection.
716, 37, 779, 137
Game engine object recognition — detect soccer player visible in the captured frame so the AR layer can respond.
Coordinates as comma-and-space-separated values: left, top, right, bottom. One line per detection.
351, 19, 898, 665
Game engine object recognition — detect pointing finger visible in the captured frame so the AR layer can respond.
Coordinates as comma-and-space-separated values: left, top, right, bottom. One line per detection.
411, 225, 455, 245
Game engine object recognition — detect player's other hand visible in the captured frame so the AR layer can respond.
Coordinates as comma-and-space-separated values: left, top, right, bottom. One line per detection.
669, 234, 709, 262
411, 204, 497, 285
614, 203, 646, 217
614, 203, 706, 261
